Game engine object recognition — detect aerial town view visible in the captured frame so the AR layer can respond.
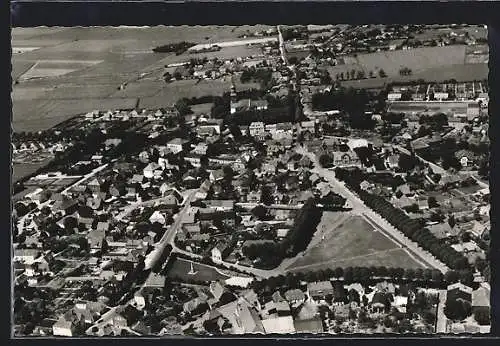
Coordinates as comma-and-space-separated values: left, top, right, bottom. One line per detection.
11, 25, 490, 336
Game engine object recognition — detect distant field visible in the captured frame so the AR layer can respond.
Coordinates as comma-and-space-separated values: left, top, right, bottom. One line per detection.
286, 213, 423, 271
328, 45, 488, 87
13, 97, 137, 132
166, 258, 231, 283
340, 63, 488, 90
13, 161, 51, 183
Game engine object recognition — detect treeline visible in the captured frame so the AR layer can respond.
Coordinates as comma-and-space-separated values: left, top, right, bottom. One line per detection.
152, 42, 196, 55
152, 244, 173, 274
335, 167, 470, 271
311, 87, 375, 130
240, 68, 273, 89
243, 198, 322, 269
252, 266, 474, 293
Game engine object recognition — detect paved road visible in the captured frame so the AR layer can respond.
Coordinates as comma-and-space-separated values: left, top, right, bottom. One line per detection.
144, 190, 198, 270
296, 146, 450, 274
236, 202, 303, 210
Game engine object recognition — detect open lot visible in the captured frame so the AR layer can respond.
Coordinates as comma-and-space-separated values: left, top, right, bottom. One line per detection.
166, 258, 231, 283
286, 213, 423, 271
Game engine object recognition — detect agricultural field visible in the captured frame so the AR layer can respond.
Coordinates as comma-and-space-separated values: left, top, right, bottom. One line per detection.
340, 63, 488, 90
329, 45, 488, 89
166, 258, 233, 283
286, 213, 424, 272
13, 98, 137, 132
12, 161, 51, 183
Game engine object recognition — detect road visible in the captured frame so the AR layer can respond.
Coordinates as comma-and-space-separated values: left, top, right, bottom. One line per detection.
235, 202, 303, 210
295, 145, 450, 274
277, 25, 287, 65
436, 290, 448, 333
144, 190, 198, 270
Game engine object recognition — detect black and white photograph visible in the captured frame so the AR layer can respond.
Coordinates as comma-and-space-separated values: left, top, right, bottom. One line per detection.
11, 24, 491, 337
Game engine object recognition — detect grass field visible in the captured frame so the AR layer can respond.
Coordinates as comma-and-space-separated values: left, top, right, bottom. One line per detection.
286, 213, 423, 271
339, 63, 488, 90
328, 45, 488, 90
166, 258, 232, 283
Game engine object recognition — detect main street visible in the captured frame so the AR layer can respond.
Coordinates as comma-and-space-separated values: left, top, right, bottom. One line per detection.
295, 145, 450, 274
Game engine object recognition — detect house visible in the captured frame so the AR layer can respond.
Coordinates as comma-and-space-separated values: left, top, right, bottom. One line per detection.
307, 281, 334, 302
455, 150, 476, 167
88, 229, 106, 251
211, 242, 230, 264
52, 317, 76, 337
149, 210, 166, 225
204, 200, 234, 211
144, 273, 166, 289
447, 283, 473, 303
392, 295, 409, 313
209, 169, 225, 183
192, 142, 209, 156
472, 284, 490, 314
428, 222, 455, 239
231, 99, 268, 114
261, 316, 296, 334
300, 121, 316, 134
13, 249, 41, 265
249, 122, 266, 138
285, 289, 306, 305
143, 162, 162, 179
210, 281, 225, 301
167, 138, 189, 154
370, 292, 392, 313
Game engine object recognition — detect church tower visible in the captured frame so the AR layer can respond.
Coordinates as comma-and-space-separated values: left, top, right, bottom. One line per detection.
230, 75, 237, 114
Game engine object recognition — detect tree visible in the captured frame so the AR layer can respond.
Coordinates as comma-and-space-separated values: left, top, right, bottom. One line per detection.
319, 153, 333, 168
251, 205, 269, 220
379, 69, 387, 78
357, 70, 365, 79
260, 185, 274, 206
428, 196, 439, 208
474, 308, 490, 325
444, 299, 472, 321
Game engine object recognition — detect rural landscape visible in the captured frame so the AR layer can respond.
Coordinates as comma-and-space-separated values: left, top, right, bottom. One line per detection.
12, 25, 490, 337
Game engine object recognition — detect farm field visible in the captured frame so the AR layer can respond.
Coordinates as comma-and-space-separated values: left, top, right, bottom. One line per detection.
285, 213, 424, 272
329, 45, 488, 90
13, 97, 138, 132
166, 258, 233, 283
339, 63, 488, 90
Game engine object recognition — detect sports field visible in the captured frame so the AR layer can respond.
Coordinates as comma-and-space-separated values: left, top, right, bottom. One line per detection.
285, 212, 424, 272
